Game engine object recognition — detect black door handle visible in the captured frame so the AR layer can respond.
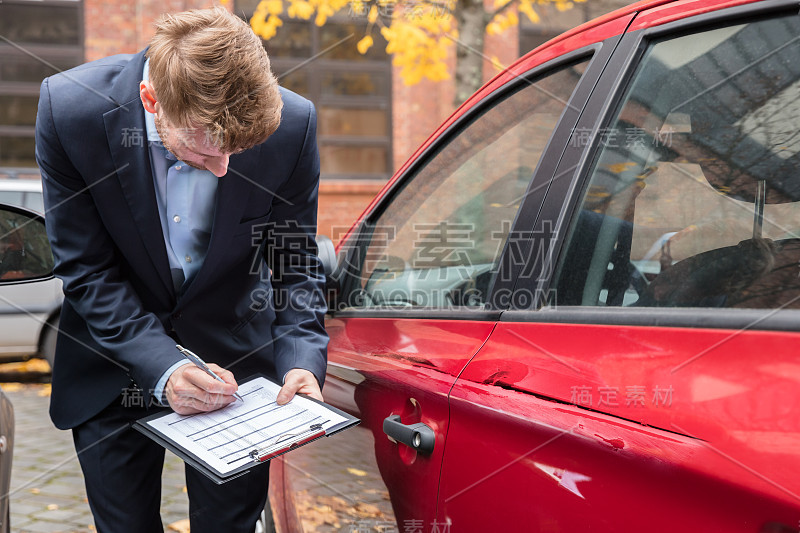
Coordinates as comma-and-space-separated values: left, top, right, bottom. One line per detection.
383, 415, 435, 455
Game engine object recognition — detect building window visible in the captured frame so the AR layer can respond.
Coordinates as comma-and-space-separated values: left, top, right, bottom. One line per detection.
0, 0, 84, 171
238, 4, 392, 181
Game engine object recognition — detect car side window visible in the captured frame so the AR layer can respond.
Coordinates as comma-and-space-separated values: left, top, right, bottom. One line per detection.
0, 207, 53, 280
552, 14, 800, 309
341, 59, 591, 309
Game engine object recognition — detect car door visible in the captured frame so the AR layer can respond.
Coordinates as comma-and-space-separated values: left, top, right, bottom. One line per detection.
440, 1, 800, 531
270, 35, 611, 532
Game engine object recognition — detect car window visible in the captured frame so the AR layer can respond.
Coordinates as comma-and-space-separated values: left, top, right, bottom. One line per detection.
341, 59, 591, 309
0, 207, 53, 280
552, 14, 800, 309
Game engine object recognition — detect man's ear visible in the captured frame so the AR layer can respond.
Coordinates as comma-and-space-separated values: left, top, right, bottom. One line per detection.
139, 80, 158, 114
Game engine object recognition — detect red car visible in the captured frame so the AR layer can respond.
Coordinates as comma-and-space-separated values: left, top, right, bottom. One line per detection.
275, 0, 800, 530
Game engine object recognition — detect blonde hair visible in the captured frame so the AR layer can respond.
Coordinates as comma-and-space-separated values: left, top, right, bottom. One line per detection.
146, 7, 282, 152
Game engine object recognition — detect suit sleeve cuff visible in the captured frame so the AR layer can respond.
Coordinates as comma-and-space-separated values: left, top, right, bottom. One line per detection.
153, 360, 192, 406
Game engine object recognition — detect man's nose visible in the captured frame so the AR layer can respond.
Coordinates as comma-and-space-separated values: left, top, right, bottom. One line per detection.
207, 154, 230, 177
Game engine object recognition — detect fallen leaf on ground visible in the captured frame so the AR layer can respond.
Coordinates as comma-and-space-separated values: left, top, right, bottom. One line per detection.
167, 519, 190, 533
294, 489, 393, 532
0, 359, 51, 374
347, 467, 367, 477
46, 504, 58, 510
354, 502, 381, 517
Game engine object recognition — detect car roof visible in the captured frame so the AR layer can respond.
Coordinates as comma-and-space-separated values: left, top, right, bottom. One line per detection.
0, 179, 43, 193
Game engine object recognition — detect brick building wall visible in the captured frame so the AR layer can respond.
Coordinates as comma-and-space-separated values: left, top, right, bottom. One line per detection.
84, 0, 220, 61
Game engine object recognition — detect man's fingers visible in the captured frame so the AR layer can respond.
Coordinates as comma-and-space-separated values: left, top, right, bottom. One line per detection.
206, 363, 239, 391
165, 364, 238, 413
169, 386, 235, 414
276, 381, 301, 406
184, 365, 238, 395
276, 369, 323, 405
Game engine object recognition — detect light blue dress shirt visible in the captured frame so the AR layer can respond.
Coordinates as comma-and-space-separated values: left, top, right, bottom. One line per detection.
143, 59, 219, 403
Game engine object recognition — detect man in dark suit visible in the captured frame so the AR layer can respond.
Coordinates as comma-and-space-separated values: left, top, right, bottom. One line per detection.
34, 7, 328, 532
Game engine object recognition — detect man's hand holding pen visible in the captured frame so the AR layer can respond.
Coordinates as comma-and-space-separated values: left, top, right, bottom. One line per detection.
166, 344, 324, 414
165, 363, 240, 415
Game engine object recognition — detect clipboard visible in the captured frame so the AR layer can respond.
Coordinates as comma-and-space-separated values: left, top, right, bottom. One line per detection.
133, 374, 359, 484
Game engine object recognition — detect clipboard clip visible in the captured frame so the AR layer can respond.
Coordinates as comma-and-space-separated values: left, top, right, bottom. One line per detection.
248, 423, 325, 463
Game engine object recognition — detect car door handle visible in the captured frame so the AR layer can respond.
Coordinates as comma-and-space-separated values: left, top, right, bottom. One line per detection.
383, 415, 435, 455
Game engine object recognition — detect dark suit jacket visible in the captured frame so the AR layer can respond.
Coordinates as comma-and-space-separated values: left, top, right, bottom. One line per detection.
35, 50, 328, 430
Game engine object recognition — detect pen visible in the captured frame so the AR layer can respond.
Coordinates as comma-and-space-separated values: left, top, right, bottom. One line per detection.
176, 344, 244, 402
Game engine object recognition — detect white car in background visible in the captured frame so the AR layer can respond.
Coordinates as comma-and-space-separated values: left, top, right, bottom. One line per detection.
0, 179, 61, 365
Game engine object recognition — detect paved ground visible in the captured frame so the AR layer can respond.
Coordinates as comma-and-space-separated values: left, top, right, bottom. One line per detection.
5, 383, 190, 533
2, 376, 395, 533
283, 427, 395, 532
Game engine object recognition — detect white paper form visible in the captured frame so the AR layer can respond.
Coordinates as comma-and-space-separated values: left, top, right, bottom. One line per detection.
145, 376, 348, 476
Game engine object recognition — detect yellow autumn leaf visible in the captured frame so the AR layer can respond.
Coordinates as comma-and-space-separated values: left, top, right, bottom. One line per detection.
250, 8, 284, 40
490, 55, 505, 72
486, 21, 502, 36
381, 16, 453, 86
264, 0, 284, 15
315, 4, 335, 26
357, 35, 374, 55
606, 162, 637, 173
167, 519, 191, 533
347, 467, 368, 477
287, 0, 314, 20
519, 0, 541, 24
368, 5, 379, 23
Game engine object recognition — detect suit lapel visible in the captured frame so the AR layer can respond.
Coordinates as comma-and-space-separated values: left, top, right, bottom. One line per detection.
103, 50, 174, 300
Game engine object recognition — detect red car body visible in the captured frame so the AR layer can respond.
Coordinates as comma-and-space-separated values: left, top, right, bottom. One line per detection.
270, 1, 800, 531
